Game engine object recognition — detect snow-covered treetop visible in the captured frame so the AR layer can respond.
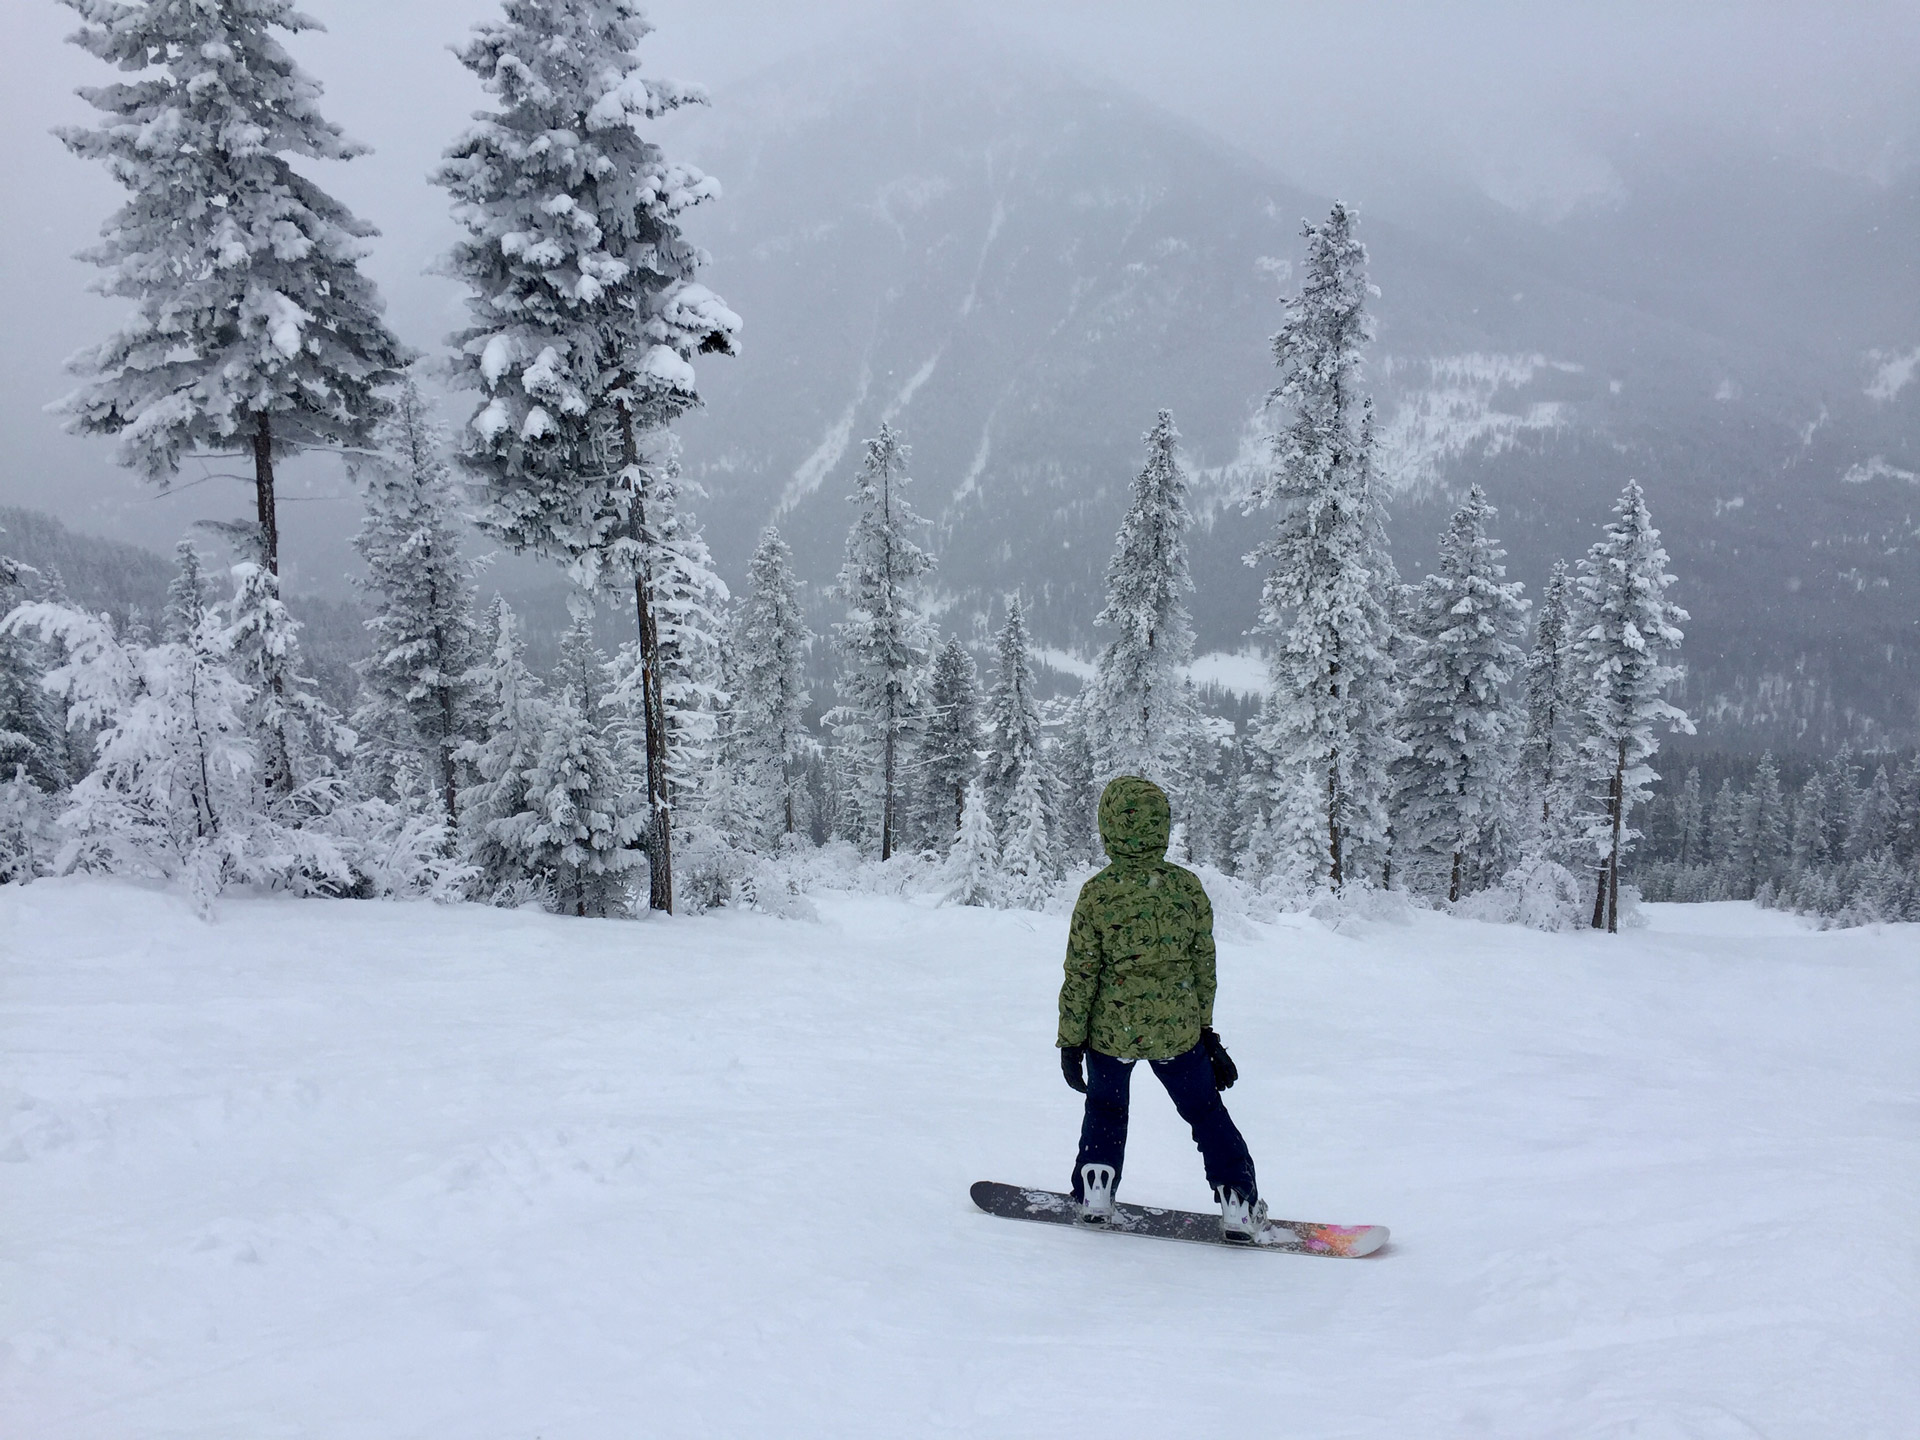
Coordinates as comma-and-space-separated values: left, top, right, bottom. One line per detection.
1095, 409, 1195, 662
1257, 201, 1375, 512
56, 0, 409, 478
437, 0, 741, 564
1576, 479, 1693, 762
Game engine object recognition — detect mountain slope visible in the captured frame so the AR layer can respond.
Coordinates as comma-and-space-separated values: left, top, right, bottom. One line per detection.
669, 40, 1918, 747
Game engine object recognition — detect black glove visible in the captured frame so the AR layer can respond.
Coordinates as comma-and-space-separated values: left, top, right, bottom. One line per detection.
1060, 1045, 1088, 1093
1200, 1027, 1238, 1091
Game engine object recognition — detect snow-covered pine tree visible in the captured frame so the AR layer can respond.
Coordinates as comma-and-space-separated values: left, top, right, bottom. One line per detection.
0, 600, 357, 914
506, 617, 644, 917
607, 455, 730, 856
944, 780, 998, 906
56, 0, 409, 577
457, 599, 551, 901
1820, 749, 1860, 862
698, 611, 766, 847
1891, 756, 1920, 870
1049, 697, 1102, 870
980, 595, 1047, 842
221, 558, 352, 801
1850, 764, 1897, 862
436, 0, 739, 912
1168, 682, 1225, 867
1088, 410, 1197, 785
732, 526, 812, 844
1391, 487, 1528, 901
827, 425, 935, 860
162, 541, 211, 644
998, 762, 1055, 911
1516, 560, 1580, 858
1572, 480, 1693, 931
1672, 767, 1704, 869
918, 635, 982, 845
0, 540, 70, 797
1247, 203, 1400, 890
1741, 752, 1788, 894
350, 380, 484, 833
1789, 773, 1830, 872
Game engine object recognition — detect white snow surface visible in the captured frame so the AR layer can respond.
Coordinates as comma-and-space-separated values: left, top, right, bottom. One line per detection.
4, 881, 1915, 1438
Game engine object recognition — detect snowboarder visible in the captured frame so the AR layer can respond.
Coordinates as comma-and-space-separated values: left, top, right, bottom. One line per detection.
1057, 776, 1262, 1239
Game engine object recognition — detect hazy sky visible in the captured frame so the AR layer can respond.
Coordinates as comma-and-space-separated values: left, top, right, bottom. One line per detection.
2, 0, 1915, 582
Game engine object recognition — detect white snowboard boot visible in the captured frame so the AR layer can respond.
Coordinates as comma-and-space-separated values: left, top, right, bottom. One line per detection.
1075, 1163, 1116, 1225
1216, 1187, 1268, 1243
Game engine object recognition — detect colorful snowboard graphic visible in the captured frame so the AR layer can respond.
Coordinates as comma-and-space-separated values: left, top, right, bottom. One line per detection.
970, 1181, 1389, 1257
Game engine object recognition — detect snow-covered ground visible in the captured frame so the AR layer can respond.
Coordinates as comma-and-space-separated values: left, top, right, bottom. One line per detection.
3, 880, 1915, 1439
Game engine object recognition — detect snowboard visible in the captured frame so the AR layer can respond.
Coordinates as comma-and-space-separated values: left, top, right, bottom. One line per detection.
970, 1180, 1389, 1257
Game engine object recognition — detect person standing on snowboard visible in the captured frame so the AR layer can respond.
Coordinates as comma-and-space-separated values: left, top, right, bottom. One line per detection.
1057, 775, 1263, 1240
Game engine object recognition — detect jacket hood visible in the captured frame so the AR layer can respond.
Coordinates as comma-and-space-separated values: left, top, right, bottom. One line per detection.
1098, 776, 1171, 862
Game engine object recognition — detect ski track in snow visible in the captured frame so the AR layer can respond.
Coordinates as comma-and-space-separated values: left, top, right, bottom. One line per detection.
2, 880, 1915, 1438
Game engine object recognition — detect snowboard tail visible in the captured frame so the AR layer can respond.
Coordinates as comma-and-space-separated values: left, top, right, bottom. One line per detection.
970, 1181, 1388, 1258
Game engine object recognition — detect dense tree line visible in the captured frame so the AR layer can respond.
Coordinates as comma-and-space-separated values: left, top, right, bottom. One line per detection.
6, 2, 1904, 929
1633, 750, 1920, 922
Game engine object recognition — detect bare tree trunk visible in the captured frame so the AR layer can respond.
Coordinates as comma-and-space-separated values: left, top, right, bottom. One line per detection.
1326, 646, 1343, 890
1327, 756, 1342, 890
249, 410, 295, 795
880, 709, 895, 862
1607, 739, 1626, 933
622, 408, 673, 914
252, 414, 280, 578
1449, 848, 1463, 904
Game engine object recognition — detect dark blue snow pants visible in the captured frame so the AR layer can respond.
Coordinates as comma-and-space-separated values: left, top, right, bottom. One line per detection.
1070, 1043, 1257, 1203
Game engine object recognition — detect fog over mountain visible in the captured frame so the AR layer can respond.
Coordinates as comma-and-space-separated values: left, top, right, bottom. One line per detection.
1, 2, 1914, 747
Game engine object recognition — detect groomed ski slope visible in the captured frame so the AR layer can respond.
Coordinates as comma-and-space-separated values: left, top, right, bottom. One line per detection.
3, 879, 1914, 1439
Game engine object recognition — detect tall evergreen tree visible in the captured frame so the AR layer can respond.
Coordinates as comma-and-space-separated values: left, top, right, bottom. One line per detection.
1820, 749, 1860, 860
998, 762, 1055, 911
733, 526, 813, 844
350, 380, 484, 832
56, 0, 409, 577
1247, 202, 1400, 889
222, 558, 352, 801
1891, 756, 1920, 868
458, 599, 552, 900
1392, 487, 1528, 901
980, 595, 1046, 841
1741, 752, 1788, 892
918, 635, 982, 845
1672, 767, 1704, 869
1572, 480, 1692, 931
436, 0, 738, 911
0, 539, 70, 795
1789, 773, 1831, 871
510, 619, 645, 917
1517, 560, 1579, 857
944, 781, 999, 907
162, 541, 211, 645
606, 456, 730, 836
1850, 764, 1897, 861
1088, 410, 1197, 785
827, 425, 935, 860
1050, 696, 1102, 870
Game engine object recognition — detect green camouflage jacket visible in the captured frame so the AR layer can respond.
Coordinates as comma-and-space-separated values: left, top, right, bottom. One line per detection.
1057, 776, 1217, 1061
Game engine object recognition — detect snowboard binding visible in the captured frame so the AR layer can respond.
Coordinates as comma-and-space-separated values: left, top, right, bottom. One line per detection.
1075, 1163, 1117, 1225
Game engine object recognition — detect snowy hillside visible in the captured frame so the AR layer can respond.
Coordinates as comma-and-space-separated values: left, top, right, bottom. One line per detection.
663, 37, 1920, 746
5, 880, 1913, 1437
